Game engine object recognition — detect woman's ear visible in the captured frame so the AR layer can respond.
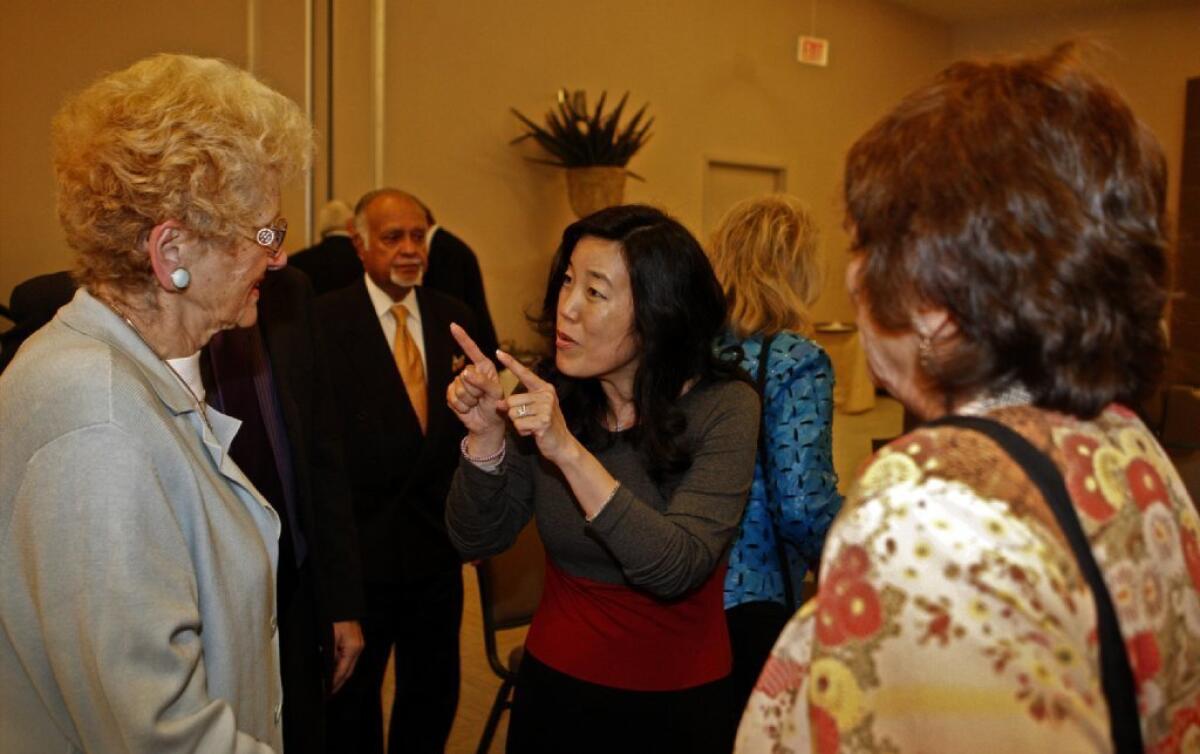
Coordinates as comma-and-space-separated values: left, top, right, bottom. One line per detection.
145, 220, 187, 291
913, 306, 958, 345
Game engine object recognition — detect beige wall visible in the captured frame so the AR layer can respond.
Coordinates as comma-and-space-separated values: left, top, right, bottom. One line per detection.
3, 2, 1195, 349
952, 4, 1200, 243
370, 0, 950, 348
330, 0, 377, 206
0, 0, 950, 344
0, 0, 310, 307
0, 0, 242, 299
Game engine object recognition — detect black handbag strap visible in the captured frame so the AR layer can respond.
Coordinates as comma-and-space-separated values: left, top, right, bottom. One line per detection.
927, 414, 1143, 753
754, 334, 797, 610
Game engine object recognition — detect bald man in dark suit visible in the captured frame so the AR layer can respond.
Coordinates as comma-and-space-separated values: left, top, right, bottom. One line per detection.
320, 189, 476, 754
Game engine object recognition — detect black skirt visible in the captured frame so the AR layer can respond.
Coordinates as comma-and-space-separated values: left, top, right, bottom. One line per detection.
506, 650, 735, 754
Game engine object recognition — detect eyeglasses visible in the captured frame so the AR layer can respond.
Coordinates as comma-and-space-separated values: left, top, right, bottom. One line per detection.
248, 218, 288, 257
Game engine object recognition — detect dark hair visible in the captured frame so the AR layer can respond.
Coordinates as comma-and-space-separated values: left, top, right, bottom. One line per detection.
845, 42, 1169, 418
533, 204, 737, 478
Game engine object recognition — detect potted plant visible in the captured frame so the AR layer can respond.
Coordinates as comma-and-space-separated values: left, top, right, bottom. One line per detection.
511, 89, 654, 217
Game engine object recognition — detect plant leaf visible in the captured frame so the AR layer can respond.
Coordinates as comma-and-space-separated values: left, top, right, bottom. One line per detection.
523, 156, 568, 168
510, 89, 652, 171
595, 92, 629, 162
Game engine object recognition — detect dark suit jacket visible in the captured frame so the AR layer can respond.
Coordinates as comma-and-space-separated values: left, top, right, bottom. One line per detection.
9, 270, 76, 322
253, 268, 365, 623
317, 282, 475, 584
1, 271, 76, 374
426, 227, 499, 358
289, 234, 363, 296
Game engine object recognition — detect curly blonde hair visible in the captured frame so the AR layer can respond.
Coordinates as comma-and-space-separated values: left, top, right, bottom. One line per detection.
51, 53, 314, 299
707, 194, 822, 338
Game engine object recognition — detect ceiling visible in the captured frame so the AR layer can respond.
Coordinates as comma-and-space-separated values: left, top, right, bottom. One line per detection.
886, 0, 1193, 24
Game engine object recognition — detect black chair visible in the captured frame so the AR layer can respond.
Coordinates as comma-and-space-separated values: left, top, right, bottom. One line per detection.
473, 523, 545, 754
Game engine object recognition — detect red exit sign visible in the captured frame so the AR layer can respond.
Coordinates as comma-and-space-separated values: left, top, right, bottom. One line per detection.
797, 36, 829, 67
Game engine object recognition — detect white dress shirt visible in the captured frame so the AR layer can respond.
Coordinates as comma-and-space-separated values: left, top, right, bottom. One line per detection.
166, 352, 206, 405
363, 273, 427, 371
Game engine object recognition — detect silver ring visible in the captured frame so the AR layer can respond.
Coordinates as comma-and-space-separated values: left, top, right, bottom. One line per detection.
517, 404, 528, 417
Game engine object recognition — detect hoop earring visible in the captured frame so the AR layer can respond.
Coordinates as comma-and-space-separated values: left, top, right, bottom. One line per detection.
170, 267, 191, 290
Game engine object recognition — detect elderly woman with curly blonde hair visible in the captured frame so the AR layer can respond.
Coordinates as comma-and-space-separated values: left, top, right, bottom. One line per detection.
0, 54, 311, 753
707, 195, 842, 727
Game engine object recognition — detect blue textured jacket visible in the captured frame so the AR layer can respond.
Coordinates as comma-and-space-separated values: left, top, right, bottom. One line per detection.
718, 331, 842, 610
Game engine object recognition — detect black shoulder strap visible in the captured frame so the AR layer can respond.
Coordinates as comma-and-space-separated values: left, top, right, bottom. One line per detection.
754, 335, 797, 610
926, 414, 1143, 753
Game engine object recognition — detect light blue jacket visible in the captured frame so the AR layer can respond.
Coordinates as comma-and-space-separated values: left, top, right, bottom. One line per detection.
719, 331, 842, 610
0, 290, 283, 753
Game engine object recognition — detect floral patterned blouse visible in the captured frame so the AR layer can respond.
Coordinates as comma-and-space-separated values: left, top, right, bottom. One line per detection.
736, 403, 1200, 753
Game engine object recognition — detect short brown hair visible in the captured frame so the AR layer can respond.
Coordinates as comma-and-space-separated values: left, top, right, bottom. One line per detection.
707, 194, 821, 338
52, 54, 313, 300
845, 43, 1169, 418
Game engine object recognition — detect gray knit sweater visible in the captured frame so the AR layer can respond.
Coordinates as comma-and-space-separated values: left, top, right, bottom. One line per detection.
445, 379, 760, 600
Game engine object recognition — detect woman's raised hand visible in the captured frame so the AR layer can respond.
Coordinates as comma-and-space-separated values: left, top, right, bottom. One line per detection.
495, 350, 579, 467
447, 324, 506, 450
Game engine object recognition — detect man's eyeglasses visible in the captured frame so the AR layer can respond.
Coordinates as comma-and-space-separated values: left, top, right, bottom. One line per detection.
249, 218, 288, 257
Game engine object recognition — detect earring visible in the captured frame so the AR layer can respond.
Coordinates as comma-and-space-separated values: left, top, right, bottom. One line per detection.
918, 334, 932, 370
170, 267, 191, 290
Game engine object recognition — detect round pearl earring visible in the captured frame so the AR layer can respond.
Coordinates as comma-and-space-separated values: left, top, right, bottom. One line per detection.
170, 267, 191, 290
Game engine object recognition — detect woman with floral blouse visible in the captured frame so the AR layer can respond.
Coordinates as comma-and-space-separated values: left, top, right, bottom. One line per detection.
736, 44, 1200, 753
708, 194, 842, 724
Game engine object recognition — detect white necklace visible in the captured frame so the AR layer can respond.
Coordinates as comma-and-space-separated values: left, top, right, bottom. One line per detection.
958, 384, 1033, 416
608, 405, 634, 433
102, 297, 211, 430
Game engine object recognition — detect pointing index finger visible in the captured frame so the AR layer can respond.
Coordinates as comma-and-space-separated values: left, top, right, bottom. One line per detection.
450, 322, 492, 367
495, 350, 548, 391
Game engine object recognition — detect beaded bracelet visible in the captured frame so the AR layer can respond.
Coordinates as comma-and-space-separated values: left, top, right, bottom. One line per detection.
460, 436, 505, 470
584, 482, 621, 523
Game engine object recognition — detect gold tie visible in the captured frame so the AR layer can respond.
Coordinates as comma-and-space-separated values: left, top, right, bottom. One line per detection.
391, 304, 427, 434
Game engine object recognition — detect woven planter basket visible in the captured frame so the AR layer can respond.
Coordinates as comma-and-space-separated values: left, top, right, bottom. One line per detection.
565, 166, 627, 218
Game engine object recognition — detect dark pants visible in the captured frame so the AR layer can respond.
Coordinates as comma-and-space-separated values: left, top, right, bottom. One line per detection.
279, 561, 328, 754
725, 600, 791, 736
326, 568, 463, 754
506, 651, 732, 754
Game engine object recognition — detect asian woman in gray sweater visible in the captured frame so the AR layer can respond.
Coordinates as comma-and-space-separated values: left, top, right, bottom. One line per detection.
446, 205, 760, 753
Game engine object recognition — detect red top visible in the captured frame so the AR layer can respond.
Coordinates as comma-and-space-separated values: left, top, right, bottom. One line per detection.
525, 558, 731, 691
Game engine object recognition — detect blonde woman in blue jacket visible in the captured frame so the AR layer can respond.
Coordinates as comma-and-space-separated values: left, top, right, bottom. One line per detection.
708, 195, 842, 722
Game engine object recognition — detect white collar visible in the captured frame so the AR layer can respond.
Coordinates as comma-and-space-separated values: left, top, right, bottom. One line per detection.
166, 351, 206, 405
363, 273, 421, 323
